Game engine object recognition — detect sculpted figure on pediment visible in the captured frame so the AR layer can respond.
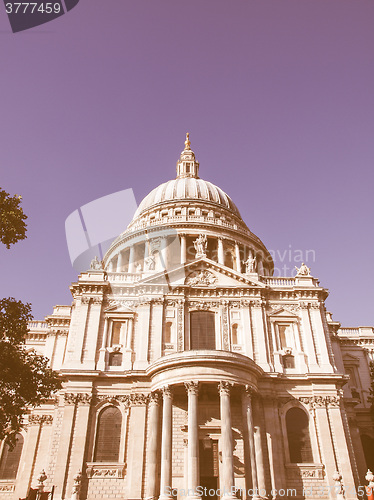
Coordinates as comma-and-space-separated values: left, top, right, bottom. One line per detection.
145, 255, 155, 270
244, 255, 256, 273
186, 270, 217, 286
295, 262, 311, 276
90, 256, 103, 270
193, 233, 207, 258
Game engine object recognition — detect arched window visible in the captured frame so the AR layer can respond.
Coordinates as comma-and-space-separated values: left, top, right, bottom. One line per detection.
286, 407, 313, 463
0, 434, 24, 479
94, 406, 122, 462
164, 322, 172, 344
231, 324, 238, 345
190, 311, 216, 350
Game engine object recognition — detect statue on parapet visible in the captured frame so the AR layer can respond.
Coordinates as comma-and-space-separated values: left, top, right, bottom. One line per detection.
295, 262, 311, 276
90, 256, 103, 270
244, 255, 257, 273
193, 233, 207, 258
145, 255, 155, 271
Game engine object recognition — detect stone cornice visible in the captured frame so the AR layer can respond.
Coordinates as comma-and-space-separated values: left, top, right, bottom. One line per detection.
298, 395, 341, 408
70, 281, 109, 299
64, 393, 93, 405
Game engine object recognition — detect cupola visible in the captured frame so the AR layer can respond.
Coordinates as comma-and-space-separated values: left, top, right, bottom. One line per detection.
176, 133, 199, 178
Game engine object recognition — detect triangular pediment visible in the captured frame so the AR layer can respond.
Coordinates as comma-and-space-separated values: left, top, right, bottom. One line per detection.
269, 307, 299, 318
104, 301, 136, 314
342, 353, 360, 365
138, 257, 265, 289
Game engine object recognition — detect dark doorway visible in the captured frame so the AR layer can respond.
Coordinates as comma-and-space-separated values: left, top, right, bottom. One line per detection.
361, 434, 374, 471
199, 439, 218, 499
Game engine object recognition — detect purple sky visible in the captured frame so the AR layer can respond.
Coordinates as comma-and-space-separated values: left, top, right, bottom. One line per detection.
0, 0, 373, 326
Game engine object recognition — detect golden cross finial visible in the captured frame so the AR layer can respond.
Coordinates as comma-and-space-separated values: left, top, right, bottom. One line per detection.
184, 132, 191, 150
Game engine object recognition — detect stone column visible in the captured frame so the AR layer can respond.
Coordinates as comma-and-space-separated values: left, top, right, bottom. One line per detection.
108, 259, 114, 272
257, 255, 264, 275
180, 234, 187, 264
242, 387, 260, 499
185, 382, 200, 500
117, 251, 124, 272
146, 392, 161, 500
159, 236, 168, 270
253, 397, 266, 495
159, 386, 173, 500
144, 239, 149, 260
218, 237, 224, 265
262, 396, 286, 493
235, 242, 241, 273
218, 381, 236, 500
128, 245, 135, 273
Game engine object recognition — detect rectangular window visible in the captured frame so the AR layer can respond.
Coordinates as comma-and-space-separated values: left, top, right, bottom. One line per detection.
278, 323, 296, 350
111, 322, 122, 346
190, 311, 216, 350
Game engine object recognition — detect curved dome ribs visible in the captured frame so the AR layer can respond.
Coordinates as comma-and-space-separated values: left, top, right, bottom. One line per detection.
104, 134, 274, 276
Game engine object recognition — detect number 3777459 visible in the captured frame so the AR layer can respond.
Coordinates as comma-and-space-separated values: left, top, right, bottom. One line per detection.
5, 3, 62, 14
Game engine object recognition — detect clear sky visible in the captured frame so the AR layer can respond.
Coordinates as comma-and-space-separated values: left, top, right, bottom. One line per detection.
0, 0, 373, 326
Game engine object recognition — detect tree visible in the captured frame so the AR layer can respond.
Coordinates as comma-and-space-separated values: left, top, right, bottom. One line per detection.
0, 190, 61, 447
0, 298, 61, 446
0, 188, 27, 248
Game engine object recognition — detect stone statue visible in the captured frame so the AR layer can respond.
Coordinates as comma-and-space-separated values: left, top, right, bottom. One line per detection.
332, 471, 344, 499
366, 469, 374, 488
37, 470, 47, 492
145, 255, 155, 271
71, 470, 82, 500
136, 263, 142, 273
193, 234, 207, 258
244, 255, 256, 273
90, 256, 103, 271
186, 270, 217, 286
295, 262, 311, 276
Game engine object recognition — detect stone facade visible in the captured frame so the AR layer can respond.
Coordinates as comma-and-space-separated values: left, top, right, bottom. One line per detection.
1, 135, 374, 500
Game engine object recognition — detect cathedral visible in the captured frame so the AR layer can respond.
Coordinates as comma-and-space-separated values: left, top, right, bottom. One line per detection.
1, 135, 374, 500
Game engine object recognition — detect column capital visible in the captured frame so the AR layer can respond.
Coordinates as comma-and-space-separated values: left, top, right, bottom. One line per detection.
162, 385, 173, 399
184, 381, 199, 395
149, 391, 161, 406
243, 385, 257, 399
218, 381, 233, 396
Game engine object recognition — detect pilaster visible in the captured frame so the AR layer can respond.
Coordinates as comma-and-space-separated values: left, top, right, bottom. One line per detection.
127, 401, 148, 499
134, 302, 151, 370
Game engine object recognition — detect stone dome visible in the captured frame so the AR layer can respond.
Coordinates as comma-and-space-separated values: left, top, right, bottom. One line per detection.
133, 177, 241, 220
104, 134, 274, 276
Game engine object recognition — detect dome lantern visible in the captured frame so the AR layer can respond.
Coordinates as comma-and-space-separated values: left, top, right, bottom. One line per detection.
176, 132, 199, 179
